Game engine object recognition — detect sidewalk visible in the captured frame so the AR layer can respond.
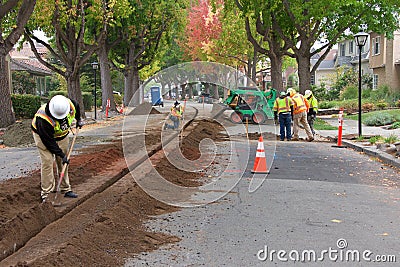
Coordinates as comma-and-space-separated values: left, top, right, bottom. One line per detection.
317, 117, 400, 169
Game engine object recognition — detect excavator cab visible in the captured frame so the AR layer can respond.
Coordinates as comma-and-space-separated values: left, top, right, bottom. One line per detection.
223, 87, 277, 124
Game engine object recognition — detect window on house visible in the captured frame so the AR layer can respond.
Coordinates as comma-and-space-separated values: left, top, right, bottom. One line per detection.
340, 43, 346, 56
374, 36, 381, 55
310, 73, 315, 85
349, 41, 354, 54
373, 74, 379, 89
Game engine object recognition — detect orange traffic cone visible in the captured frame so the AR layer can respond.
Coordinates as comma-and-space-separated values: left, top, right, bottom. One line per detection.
251, 135, 269, 173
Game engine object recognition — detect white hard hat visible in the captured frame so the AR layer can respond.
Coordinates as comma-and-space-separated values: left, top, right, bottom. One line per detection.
49, 95, 70, 119
286, 88, 296, 97
304, 90, 312, 97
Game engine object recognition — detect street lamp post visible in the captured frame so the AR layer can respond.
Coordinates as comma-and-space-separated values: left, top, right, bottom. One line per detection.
91, 62, 99, 120
354, 31, 368, 137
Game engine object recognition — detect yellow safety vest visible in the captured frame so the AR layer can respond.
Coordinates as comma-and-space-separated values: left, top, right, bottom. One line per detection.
170, 106, 182, 117
274, 97, 293, 114
292, 93, 308, 114
32, 100, 76, 138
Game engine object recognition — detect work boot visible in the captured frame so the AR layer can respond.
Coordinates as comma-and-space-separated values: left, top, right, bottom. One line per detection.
64, 191, 78, 198
291, 137, 299, 141
307, 137, 314, 142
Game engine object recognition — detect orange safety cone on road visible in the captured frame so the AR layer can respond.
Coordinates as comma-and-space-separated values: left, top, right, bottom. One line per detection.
251, 135, 269, 173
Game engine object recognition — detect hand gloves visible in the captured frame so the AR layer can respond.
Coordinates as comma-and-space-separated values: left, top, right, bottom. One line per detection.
62, 155, 70, 165
76, 120, 84, 129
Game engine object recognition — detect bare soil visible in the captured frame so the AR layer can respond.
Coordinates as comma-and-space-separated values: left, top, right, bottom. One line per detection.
0, 118, 226, 266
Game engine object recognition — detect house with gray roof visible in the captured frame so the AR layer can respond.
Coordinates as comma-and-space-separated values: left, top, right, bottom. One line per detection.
8, 42, 52, 96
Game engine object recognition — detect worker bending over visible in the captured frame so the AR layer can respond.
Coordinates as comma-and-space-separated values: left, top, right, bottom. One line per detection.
164, 101, 183, 130
32, 95, 83, 202
287, 88, 314, 142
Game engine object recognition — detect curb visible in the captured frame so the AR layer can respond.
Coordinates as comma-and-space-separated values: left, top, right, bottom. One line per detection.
328, 136, 400, 169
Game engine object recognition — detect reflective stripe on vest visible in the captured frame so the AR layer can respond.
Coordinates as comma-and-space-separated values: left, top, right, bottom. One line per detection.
32, 101, 76, 138
275, 97, 291, 113
292, 94, 307, 114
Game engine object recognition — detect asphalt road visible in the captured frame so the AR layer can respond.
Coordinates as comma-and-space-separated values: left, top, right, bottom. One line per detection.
127, 139, 400, 266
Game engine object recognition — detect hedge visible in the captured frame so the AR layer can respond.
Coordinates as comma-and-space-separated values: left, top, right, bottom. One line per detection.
49, 90, 93, 111
11, 94, 41, 119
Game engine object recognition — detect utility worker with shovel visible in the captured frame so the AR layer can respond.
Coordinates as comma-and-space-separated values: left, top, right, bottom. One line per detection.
304, 89, 318, 135
164, 101, 183, 130
31, 95, 83, 202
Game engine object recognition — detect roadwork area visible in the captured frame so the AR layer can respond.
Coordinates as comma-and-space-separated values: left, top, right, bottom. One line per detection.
0, 108, 230, 266
1, 102, 399, 266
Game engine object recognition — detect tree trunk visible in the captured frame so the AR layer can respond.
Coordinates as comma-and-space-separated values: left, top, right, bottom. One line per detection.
124, 68, 134, 106
205, 83, 210, 94
251, 49, 257, 84
174, 86, 179, 100
296, 53, 312, 94
270, 54, 284, 92
0, 54, 16, 128
213, 84, 219, 100
188, 84, 193, 99
67, 75, 86, 119
131, 65, 140, 106
98, 45, 116, 111
181, 84, 186, 100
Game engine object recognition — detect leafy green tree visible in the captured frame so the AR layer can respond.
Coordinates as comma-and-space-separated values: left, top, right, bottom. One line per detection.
24, 0, 110, 118
234, 0, 400, 94
111, 0, 186, 106
12, 71, 37, 94
0, 0, 36, 127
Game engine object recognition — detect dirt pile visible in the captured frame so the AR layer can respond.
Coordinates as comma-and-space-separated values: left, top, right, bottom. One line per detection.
129, 102, 162, 116
2, 120, 34, 147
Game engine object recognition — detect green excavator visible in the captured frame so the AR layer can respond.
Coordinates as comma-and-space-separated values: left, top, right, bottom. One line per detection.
223, 87, 277, 124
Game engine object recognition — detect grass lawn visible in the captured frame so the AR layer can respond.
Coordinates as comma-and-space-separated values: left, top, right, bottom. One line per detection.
313, 118, 338, 130
346, 109, 400, 122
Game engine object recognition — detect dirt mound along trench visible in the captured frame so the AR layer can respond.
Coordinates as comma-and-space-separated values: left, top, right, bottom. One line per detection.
128, 102, 162, 116
2, 120, 34, 147
0, 119, 226, 266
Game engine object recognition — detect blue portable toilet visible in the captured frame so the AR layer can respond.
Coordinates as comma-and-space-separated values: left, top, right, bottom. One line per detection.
150, 86, 163, 107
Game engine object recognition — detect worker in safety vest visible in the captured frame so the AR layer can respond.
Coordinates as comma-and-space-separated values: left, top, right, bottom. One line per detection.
287, 88, 314, 142
304, 89, 318, 135
164, 101, 183, 130
31, 95, 83, 202
273, 91, 294, 141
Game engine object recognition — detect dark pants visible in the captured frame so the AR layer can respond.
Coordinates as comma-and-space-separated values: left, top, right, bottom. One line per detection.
279, 113, 292, 141
307, 113, 316, 135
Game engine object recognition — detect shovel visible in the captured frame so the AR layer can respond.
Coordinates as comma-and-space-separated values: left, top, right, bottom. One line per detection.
51, 128, 79, 206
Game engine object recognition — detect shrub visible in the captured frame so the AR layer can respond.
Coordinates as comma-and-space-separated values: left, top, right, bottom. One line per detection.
369, 135, 383, 145
319, 101, 338, 109
48, 90, 68, 98
341, 85, 358, 100
384, 134, 398, 144
340, 99, 358, 113
362, 102, 375, 112
362, 88, 372, 99
392, 122, 400, 129
11, 94, 41, 118
364, 113, 395, 126
114, 94, 123, 105
82, 92, 93, 111
396, 99, 400, 108
376, 100, 388, 110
